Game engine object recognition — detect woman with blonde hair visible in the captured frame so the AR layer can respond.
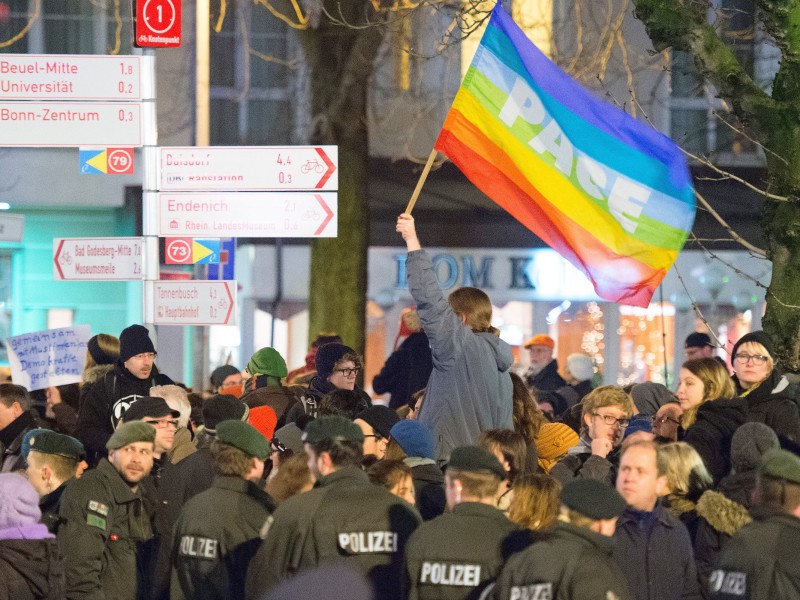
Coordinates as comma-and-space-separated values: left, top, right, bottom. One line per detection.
730, 330, 800, 441
396, 213, 513, 464
679, 358, 747, 484
658, 442, 750, 585
508, 473, 561, 531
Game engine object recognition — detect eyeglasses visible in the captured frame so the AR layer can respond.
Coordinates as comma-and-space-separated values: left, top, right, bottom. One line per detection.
144, 418, 179, 430
363, 434, 385, 442
591, 413, 630, 428
652, 415, 681, 426
733, 354, 769, 366
334, 367, 360, 377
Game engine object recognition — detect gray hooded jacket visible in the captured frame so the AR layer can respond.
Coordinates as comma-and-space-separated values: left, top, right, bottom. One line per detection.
406, 250, 513, 462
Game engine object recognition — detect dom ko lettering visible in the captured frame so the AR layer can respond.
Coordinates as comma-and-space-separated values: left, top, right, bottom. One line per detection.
394, 254, 536, 291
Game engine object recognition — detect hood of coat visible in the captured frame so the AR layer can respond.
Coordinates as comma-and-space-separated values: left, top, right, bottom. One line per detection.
476, 331, 514, 372
696, 490, 752, 536
694, 396, 749, 434
82, 363, 115, 385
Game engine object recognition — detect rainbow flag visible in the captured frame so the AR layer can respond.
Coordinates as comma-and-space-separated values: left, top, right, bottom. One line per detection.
434, 6, 695, 307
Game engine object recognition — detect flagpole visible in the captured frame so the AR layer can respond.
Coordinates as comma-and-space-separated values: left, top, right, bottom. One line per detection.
405, 148, 438, 214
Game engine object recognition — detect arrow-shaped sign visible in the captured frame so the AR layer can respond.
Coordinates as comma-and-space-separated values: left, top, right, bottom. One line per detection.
53, 237, 144, 281
154, 191, 337, 238
152, 280, 236, 326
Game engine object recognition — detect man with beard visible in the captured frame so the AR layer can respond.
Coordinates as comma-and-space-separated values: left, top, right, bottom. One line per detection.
551, 386, 633, 486
523, 334, 566, 392
58, 421, 156, 600
75, 324, 173, 465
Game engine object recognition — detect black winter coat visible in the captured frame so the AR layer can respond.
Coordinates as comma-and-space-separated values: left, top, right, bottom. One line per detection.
683, 397, 748, 486
526, 359, 566, 392
408, 460, 446, 521
735, 371, 800, 442
0, 538, 64, 600
372, 332, 433, 409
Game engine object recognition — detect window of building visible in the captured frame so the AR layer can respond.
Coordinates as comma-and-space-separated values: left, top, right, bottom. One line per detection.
669, 0, 761, 164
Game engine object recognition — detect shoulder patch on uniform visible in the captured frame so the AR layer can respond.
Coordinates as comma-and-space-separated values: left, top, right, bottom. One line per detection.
88, 500, 109, 516
86, 513, 107, 530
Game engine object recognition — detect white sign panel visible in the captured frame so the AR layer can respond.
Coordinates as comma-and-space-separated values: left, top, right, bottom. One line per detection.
158, 146, 338, 191
155, 191, 337, 237
53, 237, 143, 281
7, 325, 91, 391
153, 280, 237, 326
0, 214, 24, 242
0, 102, 142, 147
0, 55, 143, 100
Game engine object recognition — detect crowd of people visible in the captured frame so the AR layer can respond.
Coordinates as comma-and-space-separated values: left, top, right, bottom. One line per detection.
1, 214, 800, 599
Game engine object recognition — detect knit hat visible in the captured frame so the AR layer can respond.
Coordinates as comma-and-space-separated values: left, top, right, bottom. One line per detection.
247, 348, 288, 378
0, 473, 42, 530
210, 365, 241, 389
216, 420, 270, 461
202, 394, 249, 432
524, 334, 555, 349
630, 382, 675, 416
273, 422, 304, 454
390, 420, 435, 459
23, 429, 84, 462
248, 405, 278, 441
355, 405, 400, 439
561, 479, 626, 520
121, 396, 179, 423
106, 421, 156, 450
87, 334, 118, 366
315, 343, 355, 381
760, 449, 800, 485
448, 446, 506, 479
302, 415, 364, 445
119, 324, 156, 363
566, 353, 594, 382
731, 331, 774, 362
731, 422, 780, 473
536, 423, 579, 472
623, 415, 653, 439
685, 332, 712, 349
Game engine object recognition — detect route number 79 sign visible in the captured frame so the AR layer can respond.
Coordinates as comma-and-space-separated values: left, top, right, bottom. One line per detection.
134, 0, 182, 48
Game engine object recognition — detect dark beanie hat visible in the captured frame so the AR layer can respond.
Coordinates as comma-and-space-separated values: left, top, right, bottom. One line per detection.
355, 405, 399, 439
87, 335, 117, 366
730, 422, 780, 473
390, 420, 435, 459
119, 324, 156, 363
210, 365, 241, 389
449, 446, 506, 479
315, 343, 354, 381
561, 479, 626, 520
731, 330, 774, 362
202, 394, 249, 432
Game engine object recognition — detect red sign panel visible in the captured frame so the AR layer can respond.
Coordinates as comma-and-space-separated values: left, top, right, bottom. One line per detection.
135, 0, 182, 48
107, 148, 135, 174
164, 237, 192, 265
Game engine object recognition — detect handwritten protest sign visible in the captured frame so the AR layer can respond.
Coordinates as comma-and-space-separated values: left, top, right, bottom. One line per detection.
7, 325, 92, 391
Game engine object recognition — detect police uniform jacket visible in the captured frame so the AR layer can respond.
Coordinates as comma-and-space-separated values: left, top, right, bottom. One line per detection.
171, 475, 275, 600
244, 465, 421, 600
57, 458, 153, 600
404, 501, 524, 600
709, 508, 800, 600
493, 522, 632, 600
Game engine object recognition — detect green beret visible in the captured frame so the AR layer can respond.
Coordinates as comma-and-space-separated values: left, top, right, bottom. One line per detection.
302, 415, 364, 445
247, 347, 288, 378
25, 429, 84, 462
448, 446, 506, 479
217, 420, 270, 461
107, 421, 156, 450
760, 449, 800, 485
561, 479, 627, 520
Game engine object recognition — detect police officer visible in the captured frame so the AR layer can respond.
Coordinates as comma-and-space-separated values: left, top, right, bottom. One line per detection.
710, 449, 800, 599
492, 478, 632, 600
171, 419, 275, 600
404, 445, 527, 600
57, 420, 156, 600
23, 429, 85, 533
245, 415, 421, 600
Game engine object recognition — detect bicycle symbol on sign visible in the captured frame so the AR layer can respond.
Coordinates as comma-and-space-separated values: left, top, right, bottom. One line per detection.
300, 159, 325, 174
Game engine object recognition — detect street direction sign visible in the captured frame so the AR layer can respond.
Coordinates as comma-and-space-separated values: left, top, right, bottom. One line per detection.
153, 280, 236, 326
0, 102, 142, 147
0, 55, 143, 100
164, 237, 220, 264
154, 191, 337, 237
53, 237, 143, 281
158, 146, 338, 191
80, 147, 135, 174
